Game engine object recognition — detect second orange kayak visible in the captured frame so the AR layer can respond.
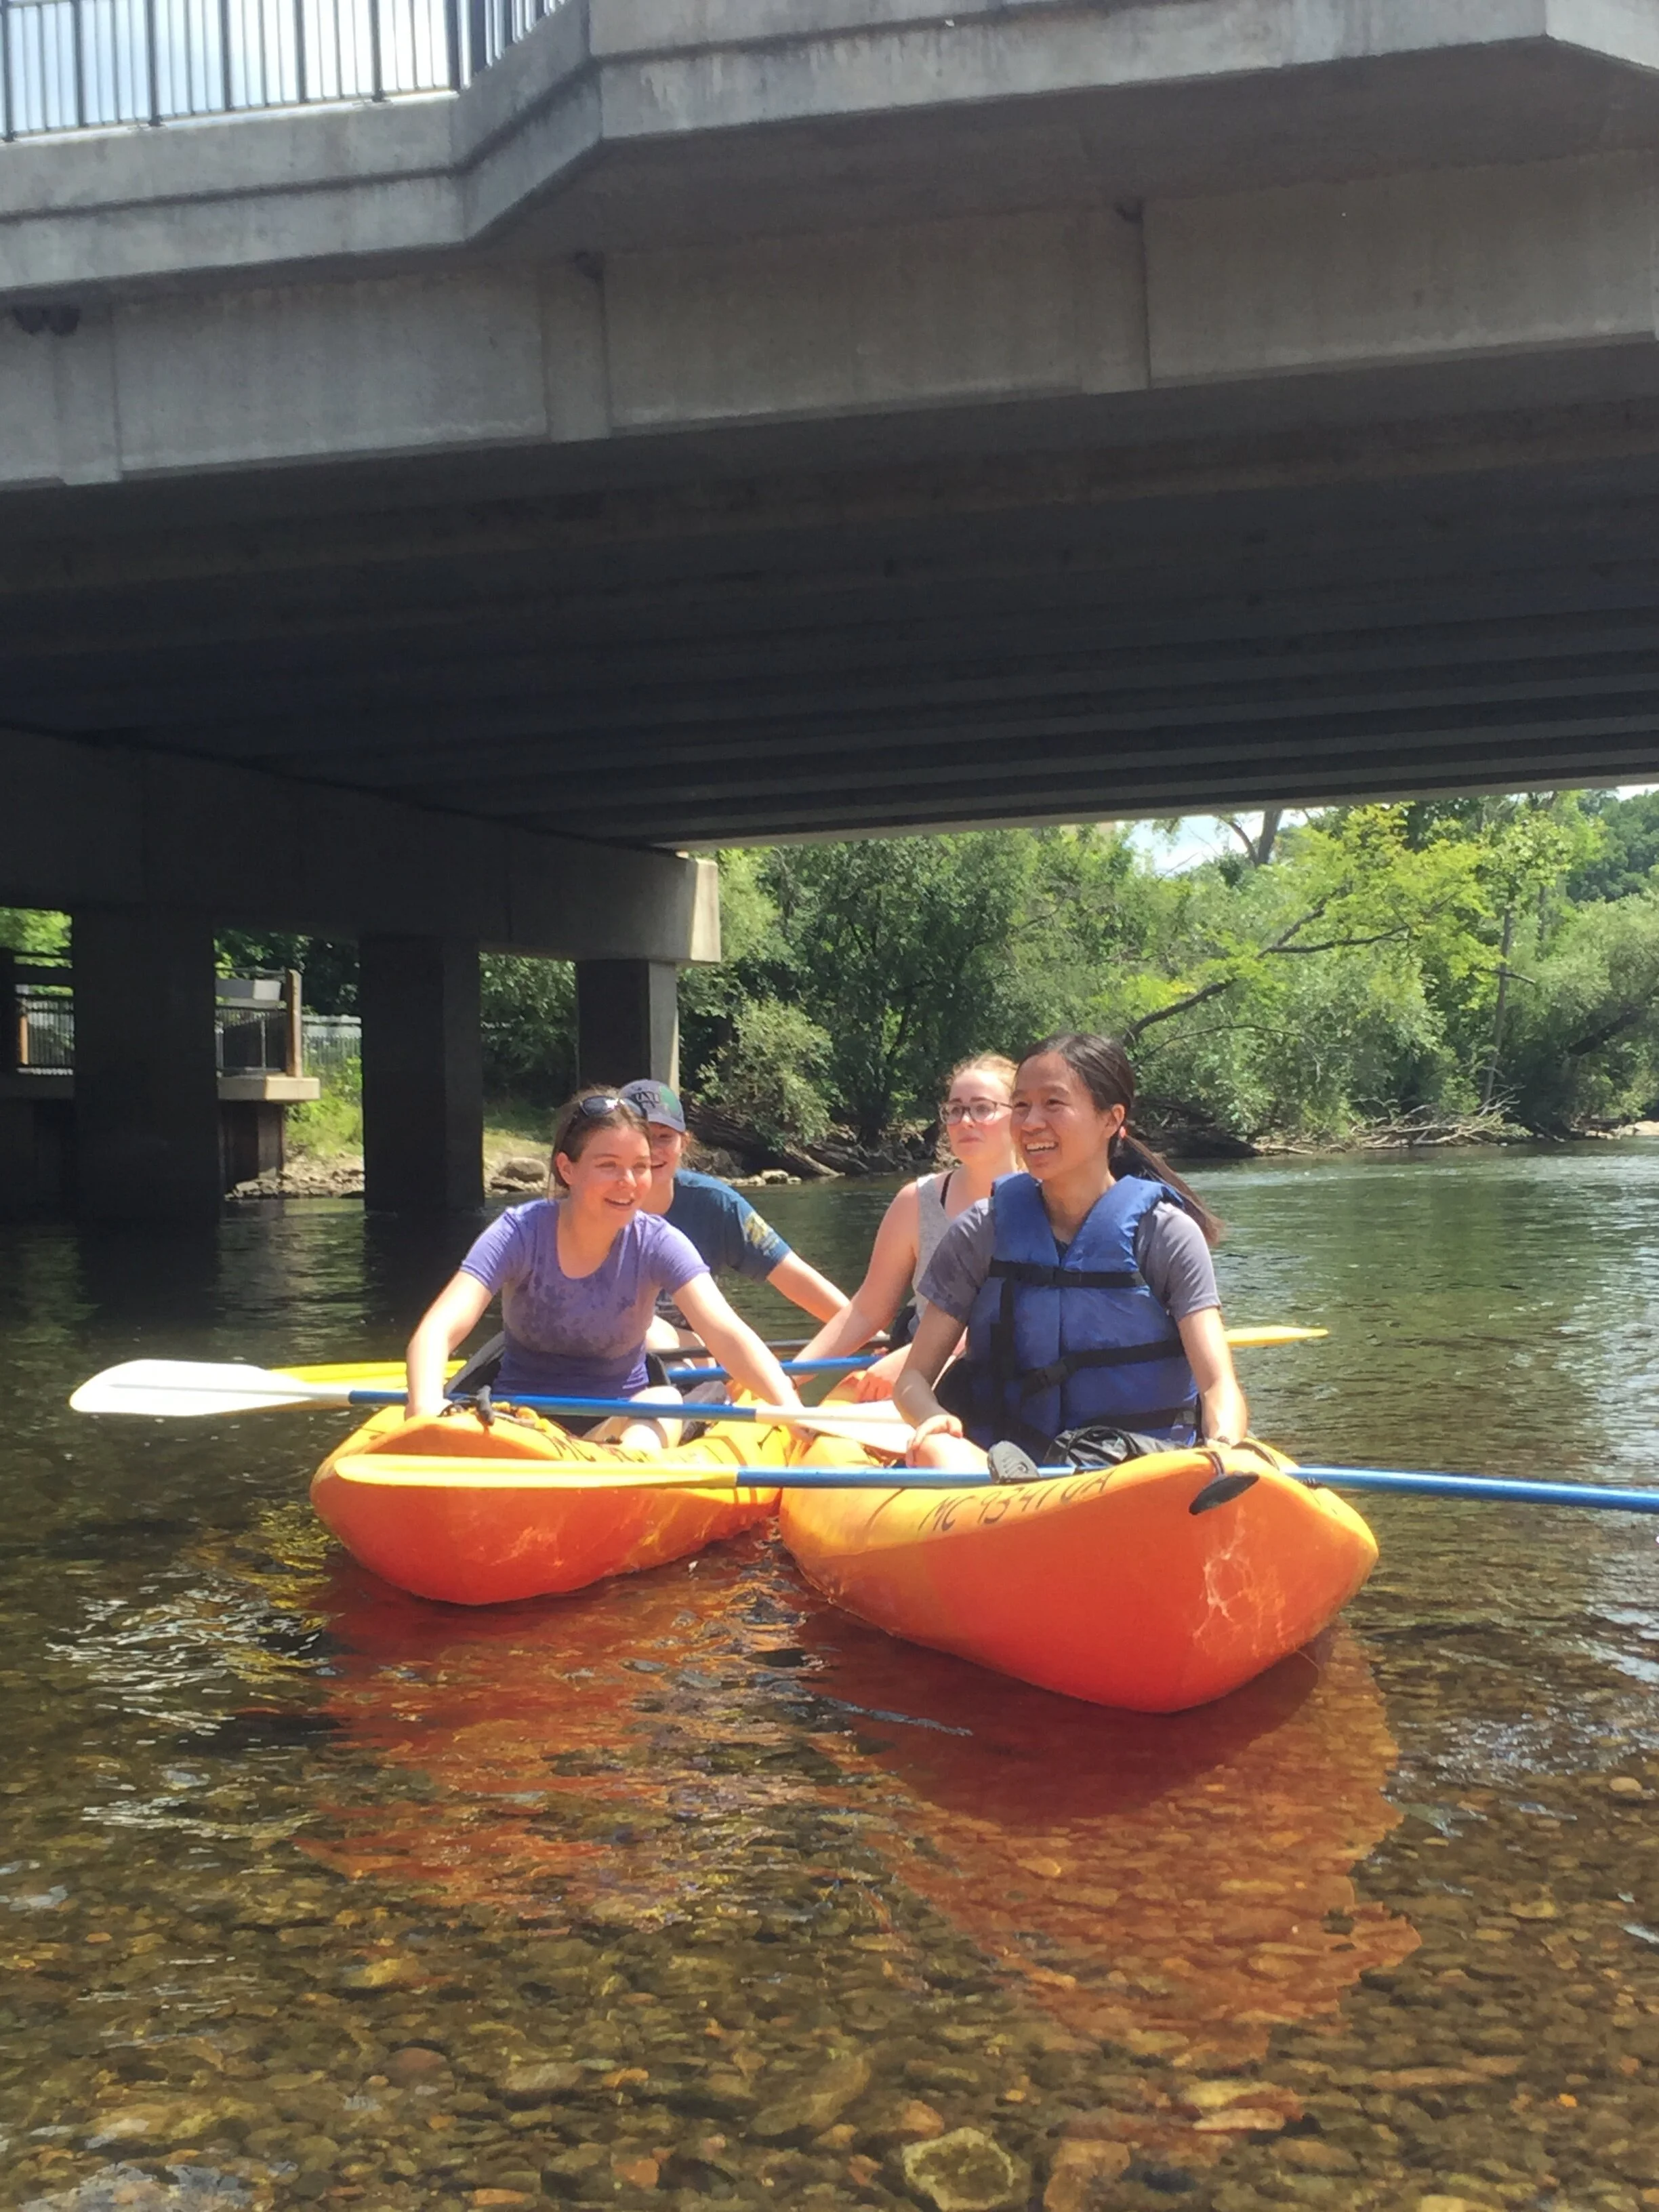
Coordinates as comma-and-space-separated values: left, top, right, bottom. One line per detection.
779, 1441, 1376, 1712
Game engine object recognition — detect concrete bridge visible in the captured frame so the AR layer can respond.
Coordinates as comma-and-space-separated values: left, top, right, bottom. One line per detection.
6, 0, 1659, 1215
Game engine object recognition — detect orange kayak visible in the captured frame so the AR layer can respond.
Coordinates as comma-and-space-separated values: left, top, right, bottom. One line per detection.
311, 1408, 780, 1605
779, 1441, 1376, 1713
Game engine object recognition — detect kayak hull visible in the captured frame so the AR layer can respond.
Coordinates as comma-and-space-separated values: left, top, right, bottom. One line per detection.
779, 1442, 1376, 1712
311, 1408, 779, 1605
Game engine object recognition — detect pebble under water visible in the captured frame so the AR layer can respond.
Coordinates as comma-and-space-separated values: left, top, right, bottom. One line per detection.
3, 1146, 1659, 2212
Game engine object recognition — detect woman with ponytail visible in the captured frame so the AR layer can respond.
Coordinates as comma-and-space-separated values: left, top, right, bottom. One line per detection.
893, 1034, 1247, 1473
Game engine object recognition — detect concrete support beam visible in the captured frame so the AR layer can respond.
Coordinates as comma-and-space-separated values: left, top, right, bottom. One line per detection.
72, 907, 221, 1225
575, 960, 679, 1088
360, 935, 484, 1213
0, 729, 716, 963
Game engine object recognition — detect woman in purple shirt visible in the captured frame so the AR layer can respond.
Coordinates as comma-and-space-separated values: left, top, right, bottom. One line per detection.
405, 1090, 802, 1450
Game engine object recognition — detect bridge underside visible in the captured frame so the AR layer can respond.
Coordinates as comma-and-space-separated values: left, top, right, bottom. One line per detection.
5, 364, 1659, 848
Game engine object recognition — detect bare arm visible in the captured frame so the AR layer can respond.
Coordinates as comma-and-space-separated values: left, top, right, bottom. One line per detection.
1180, 1307, 1249, 1446
405, 1271, 493, 1420
893, 1298, 970, 1455
765, 1250, 851, 1326
797, 1184, 921, 1361
673, 1274, 802, 1411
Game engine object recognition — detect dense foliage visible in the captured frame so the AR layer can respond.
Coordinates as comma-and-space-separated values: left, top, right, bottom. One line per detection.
9, 790, 1659, 1145
681, 792, 1659, 1145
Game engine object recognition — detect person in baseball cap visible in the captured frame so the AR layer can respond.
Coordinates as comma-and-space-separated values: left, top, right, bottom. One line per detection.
620, 1078, 848, 1345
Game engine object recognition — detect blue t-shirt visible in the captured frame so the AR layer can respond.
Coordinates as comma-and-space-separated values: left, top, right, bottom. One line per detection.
459, 1200, 708, 1400
665, 1169, 791, 1282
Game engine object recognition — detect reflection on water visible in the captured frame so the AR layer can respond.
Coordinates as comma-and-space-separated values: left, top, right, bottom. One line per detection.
3, 1149, 1659, 2209
283, 1533, 1412, 2078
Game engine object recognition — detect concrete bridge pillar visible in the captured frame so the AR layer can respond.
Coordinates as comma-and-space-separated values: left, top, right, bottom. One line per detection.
575, 961, 679, 1089
360, 935, 483, 1213
73, 907, 222, 1224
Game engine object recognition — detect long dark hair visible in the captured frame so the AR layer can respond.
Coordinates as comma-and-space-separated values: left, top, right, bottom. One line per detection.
1018, 1033, 1225, 1247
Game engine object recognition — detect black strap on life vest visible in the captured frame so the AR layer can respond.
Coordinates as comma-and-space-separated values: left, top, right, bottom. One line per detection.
1010, 1336, 1189, 1398
987, 1260, 1145, 1290
986, 1261, 1187, 1413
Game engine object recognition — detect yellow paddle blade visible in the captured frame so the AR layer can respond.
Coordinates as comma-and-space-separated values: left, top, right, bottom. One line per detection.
283, 1360, 464, 1387
1225, 1326, 1328, 1349
325, 1453, 775, 1493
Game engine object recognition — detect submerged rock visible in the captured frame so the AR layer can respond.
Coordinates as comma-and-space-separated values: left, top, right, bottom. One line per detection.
900, 2127, 1029, 2212
499, 2059, 583, 2104
24, 2166, 249, 2211
384, 2044, 452, 2087
750, 2050, 872, 2141
1043, 2141, 1130, 2212
84, 2103, 258, 2153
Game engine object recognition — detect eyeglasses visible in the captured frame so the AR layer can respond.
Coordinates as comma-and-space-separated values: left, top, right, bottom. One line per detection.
940, 1099, 1010, 1125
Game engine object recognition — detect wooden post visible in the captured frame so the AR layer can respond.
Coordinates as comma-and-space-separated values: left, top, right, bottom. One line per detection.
284, 968, 304, 1078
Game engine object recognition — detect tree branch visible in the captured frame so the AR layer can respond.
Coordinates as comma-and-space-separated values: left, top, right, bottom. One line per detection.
1565, 983, 1659, 1059
1124, 975, 1240, 1041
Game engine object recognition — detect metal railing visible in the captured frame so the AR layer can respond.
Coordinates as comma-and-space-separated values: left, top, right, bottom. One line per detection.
3, 968, 323, 1076
218, 1002, 289, 1072
0, 0, 564, 137
302, 1012, 361, 1085
15, 987, 73, 1069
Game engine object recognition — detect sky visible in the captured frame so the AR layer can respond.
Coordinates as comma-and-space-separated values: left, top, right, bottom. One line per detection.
1128, 790, 1659, 878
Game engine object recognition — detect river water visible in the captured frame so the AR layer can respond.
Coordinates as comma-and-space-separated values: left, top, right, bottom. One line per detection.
3, 1147, 1659, 2212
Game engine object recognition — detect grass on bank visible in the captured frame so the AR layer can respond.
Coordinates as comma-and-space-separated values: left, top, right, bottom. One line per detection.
286, 1071, 554, 1178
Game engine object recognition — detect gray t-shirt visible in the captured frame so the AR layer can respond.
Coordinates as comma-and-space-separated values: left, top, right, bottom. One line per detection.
918, 1192, 1218, 1326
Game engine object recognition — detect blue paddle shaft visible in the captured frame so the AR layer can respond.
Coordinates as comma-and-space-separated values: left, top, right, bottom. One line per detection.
1300, 1467, 1659, 1513
664, 1355, 872, 1383
342, 1392, 1659, 1510
764, 1467, 1659, 1504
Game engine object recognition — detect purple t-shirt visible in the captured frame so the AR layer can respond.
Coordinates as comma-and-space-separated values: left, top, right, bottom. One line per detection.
458, 1200, 708, 1400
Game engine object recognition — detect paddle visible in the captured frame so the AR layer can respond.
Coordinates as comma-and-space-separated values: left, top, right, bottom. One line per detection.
330, 1454, 975, 1492
661, 1325, 1328, 1386
1296, 1466, 1659, 1514
284, 1326, 1326, 1395
664, 1355, 873, 1383
67, 1360, 905, 1443
328, 1451, 1659, 1509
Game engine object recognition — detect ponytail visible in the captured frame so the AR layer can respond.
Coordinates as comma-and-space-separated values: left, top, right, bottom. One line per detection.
1020, 1032, 1225, 1248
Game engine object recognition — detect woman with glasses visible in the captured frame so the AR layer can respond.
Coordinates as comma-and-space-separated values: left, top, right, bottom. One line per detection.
795, 1054, 1020, 1398
405, 1088, 802, 1449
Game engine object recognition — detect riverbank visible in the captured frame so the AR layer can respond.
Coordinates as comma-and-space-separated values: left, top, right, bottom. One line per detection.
232, 1107, 1659, 1200
230, 1110, 825, 1201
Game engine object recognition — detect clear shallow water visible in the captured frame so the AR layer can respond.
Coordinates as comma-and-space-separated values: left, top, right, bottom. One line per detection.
3, 1149, 1659, 2212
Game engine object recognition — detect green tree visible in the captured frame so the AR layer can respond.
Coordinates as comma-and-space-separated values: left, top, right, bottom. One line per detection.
478, 955, 575, 1105
0, 909, 69, 956
213, 930, 359, 1012
703, 999, 834, 1146
760, 835, 1048, 1142
1567, 790, 1659, 902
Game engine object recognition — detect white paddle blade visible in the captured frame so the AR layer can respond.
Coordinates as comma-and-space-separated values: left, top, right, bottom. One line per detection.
763, 1403, 908, 1455
69, 1360, 356, 1418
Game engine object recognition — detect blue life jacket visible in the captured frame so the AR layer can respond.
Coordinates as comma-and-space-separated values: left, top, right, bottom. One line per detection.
962, 1172, 1199, 1449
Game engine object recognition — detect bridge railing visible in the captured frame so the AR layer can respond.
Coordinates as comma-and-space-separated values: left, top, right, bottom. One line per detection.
0, 0, 561, 137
